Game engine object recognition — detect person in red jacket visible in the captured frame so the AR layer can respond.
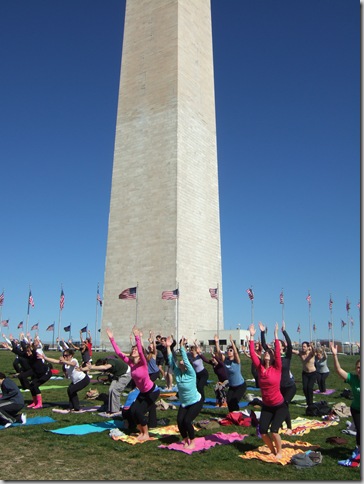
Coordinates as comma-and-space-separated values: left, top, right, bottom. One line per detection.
249, 322, 289, 460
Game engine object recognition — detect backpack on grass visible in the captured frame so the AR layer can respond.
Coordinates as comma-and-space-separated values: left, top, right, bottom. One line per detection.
305, 401, 331, 417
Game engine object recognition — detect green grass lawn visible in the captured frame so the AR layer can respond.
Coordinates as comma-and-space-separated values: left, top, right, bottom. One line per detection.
0, 348, 360, 481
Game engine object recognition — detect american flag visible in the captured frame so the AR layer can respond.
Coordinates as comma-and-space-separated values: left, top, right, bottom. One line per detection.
306, 293, 311, 306
80, 325, 87, 333
97, 287, 103, 306
1, 320, 9, 327
119, 287, 137, 300
328, 321, 332, 330
346, 299, 351, 312
246, 288, 254, 301
28, 290, 35, 308
31, 323, 39, 331
329, 297, 333, 310
279, 291, 284, 304
46, 323, 55, 331
0, 292, 4, 306
60, 289, 65, 310
64, 324, 71, 332
350, 317, 354, 327
209, 288, 218, 299
162, 288, 179, 300
297, 324, 301, 333
341, 320, 346, 328
17, 321, 23, 329
313, 324, 316, 332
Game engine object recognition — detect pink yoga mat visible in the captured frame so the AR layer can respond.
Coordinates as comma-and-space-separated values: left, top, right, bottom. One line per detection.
158, 432, 248, 454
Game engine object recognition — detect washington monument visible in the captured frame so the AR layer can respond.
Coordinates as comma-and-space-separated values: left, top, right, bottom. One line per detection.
101, 0, 223, 350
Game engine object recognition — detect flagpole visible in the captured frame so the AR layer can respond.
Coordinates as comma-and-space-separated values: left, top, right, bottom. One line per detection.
347, 299, 351, 355
136, 282, 139, 326
0, 289, 3, 327
307, 290, 312, 342
329, 294, 334, 345
52, 323, 55, 348
95, 283, 99, 349
26, 285, 31, 335
58, 285, 63, 341
281, 289, 284, 324
216, 283, 219, 338
176, 282, 179, 347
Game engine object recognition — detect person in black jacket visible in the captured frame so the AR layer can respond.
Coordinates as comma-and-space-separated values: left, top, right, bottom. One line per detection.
0, 372, 26, 427
157, 335, 176, 391
3, 337, 52, 409
260, 321, 296, 434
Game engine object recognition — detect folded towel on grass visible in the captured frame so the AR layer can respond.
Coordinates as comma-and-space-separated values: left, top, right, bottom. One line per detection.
159, 432, 248, 454
239, 440, 320, 465
149, 424, 199, 436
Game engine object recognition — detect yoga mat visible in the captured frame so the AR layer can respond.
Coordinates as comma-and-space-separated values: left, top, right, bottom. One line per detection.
172, 398, 249, 409
20, 385, 69, 392
111, 434, 158, 445
124, 388, 139, 407
313, 389, 335, 395
150, 424, 199, 437
279, 417, 339, 436
48, 419, 125, 435
0, 416, 56, 430
159, 432, 248, 454
52, 406, 99, 414
239, 440, 320, 465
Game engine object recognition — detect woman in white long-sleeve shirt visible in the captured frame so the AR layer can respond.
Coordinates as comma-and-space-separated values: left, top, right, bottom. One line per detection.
43, 349, 90, 412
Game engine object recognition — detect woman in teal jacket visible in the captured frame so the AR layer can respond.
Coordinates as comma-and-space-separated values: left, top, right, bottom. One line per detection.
166, 336, 203, 449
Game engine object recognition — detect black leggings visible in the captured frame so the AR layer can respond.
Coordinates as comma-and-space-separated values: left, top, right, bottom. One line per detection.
177, 398, 204, 440
281, 383, 296, 429
351, 407, 360, 447
129, 385, 160, 427
259, 401, 289, 434
316, 372, 329, 393
196, 368, 209, 402
227, 382, 247, 412
29, 370, 52, 396
302, 371, 316, 406
67, 375, 90, 410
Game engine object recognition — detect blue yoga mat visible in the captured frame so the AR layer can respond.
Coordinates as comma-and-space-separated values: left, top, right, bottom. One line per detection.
0, 416, 56, 430
49, 419, 125, 435
172, 398, 249, 409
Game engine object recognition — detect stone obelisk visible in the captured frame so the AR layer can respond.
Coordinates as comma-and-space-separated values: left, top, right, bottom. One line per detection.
101, 0, 223, 350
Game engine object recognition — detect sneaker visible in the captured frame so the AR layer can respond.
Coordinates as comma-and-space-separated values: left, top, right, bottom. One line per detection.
4, 423, 12, 428
21, 413, 27, 425
338, 458, 360, 467
351, 447, 360, 460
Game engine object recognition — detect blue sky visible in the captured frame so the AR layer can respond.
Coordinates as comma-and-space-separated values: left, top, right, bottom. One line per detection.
0, 0, 360, 346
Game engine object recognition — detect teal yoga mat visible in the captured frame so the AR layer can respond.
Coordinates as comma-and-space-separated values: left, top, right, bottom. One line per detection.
48, 419, 125, 435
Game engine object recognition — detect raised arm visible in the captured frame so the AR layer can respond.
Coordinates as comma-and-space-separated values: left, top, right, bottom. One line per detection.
106, 327, 130, 364
281, 320, 292, 358
214, 334, 225, 361
258, 321, 269, 351
248, 324, 260, 369
329, 343, 348, 380
229, 334, 240, 363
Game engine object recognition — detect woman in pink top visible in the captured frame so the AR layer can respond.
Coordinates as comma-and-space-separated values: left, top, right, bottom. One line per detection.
249, 322, 289, 460
106, 326, 160, 441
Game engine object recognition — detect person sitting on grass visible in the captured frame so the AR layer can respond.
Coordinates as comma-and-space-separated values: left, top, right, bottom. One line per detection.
107, 325, 160, 441
249, 322, 289, 460
166, 335, 203, 450
330, 342, 360, 466
42, 349, 90, 413
0, 372, 26, 427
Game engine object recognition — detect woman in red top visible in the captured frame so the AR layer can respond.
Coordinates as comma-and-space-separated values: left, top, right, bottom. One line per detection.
249, 322, 289, 460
